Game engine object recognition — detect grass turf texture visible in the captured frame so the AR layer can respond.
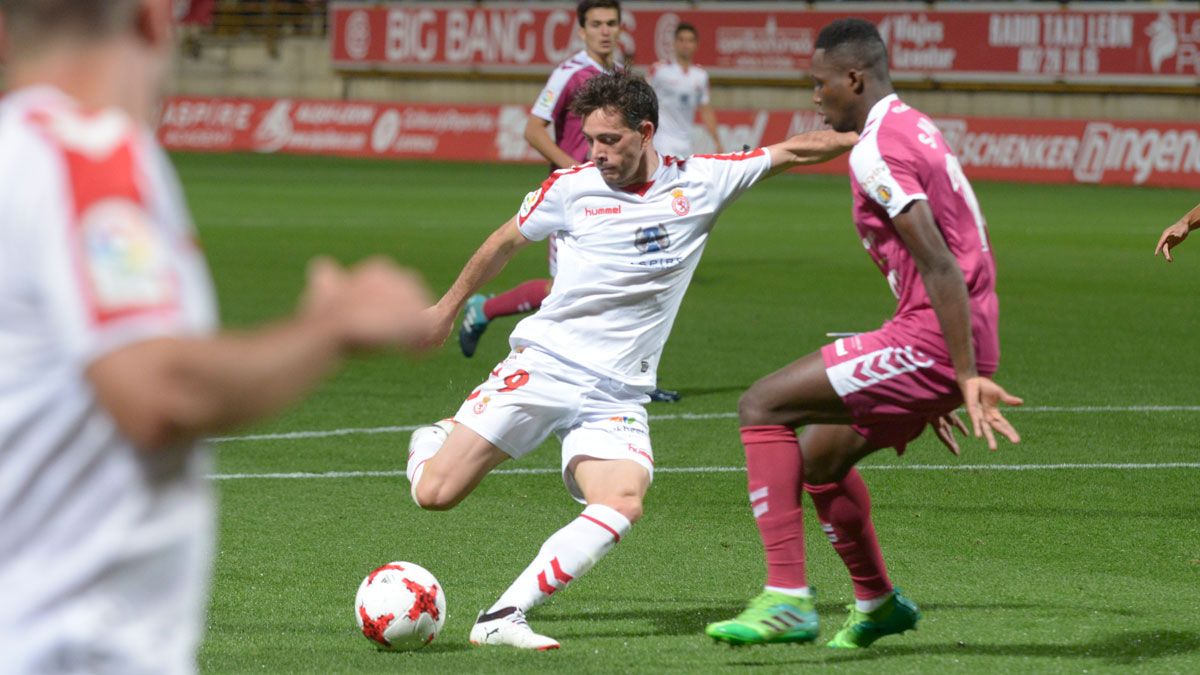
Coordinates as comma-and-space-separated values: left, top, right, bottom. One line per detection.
177, 153, 1200, 673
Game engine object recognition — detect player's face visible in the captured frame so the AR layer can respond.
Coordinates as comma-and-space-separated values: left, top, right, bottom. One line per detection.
583, 107, 650, 188
579, 8, 621, 59
810, 49, 856, 133
673, 30, 698, 62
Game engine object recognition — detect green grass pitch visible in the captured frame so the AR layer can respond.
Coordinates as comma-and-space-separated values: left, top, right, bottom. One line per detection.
175, 152, 1200, 673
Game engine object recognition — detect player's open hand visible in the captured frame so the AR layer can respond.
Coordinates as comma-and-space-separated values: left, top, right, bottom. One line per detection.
960, 376, 1023, 451
302, 256, 432, 351
930, 411, 969, 456
1155, 219, 1191, 262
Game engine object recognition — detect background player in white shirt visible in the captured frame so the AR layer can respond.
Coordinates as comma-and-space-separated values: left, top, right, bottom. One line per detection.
406, 69, 857, 650
649, 22, 723, 158
0, 1, 430, 672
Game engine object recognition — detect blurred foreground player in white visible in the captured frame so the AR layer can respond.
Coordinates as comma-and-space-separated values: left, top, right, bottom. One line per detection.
408, 69, 858, 650
0, 1, 430, 672
648, 21, 722, 158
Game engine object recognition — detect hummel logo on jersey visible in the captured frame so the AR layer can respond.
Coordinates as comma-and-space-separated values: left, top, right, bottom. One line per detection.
635, 224, 671, 253
585, 205, 622, 217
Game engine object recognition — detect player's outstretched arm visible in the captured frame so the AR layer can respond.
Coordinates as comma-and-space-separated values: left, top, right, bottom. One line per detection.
422, 216, 533, 347
893, 200, 1023, 451
1155, 202, 1200, 262
764, 129, 859, 177
88, 257, 432, 451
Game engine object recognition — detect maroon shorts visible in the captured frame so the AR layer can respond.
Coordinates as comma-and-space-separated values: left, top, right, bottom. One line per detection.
820, 328, 963, 454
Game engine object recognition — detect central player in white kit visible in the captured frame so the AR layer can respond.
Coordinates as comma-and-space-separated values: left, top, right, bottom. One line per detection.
407, 70, 858, 650
648, 22, 723, 157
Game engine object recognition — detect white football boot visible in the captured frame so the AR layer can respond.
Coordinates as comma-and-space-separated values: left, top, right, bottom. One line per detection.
469, 607, 560, 650
406, 419, 455, 501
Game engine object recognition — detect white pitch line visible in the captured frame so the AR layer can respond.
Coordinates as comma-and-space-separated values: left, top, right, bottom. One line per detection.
208, 462, 1200, 481
210, 405, 1200, 445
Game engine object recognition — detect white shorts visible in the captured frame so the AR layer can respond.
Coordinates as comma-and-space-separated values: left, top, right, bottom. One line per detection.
453, 347, 654, 503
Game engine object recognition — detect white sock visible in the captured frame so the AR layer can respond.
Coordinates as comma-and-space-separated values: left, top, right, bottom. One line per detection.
765, 585, 813, 598
406, 424, 448, 504
488, 504, 631, 613
855, 591, 893, 613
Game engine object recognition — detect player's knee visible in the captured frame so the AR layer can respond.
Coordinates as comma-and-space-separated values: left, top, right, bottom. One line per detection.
598, 495, 643, 524
412, 476, 461, 511
801, 457, 844, 486
738, 386, 776, 426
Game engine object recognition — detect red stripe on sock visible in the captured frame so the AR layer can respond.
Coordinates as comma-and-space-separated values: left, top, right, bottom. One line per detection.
537, 571, 557, 596
580, 514, 621, 543
550, 557, 574, 584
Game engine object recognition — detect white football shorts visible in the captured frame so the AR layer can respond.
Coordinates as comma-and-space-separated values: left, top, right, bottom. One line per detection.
452, 346, 654, 503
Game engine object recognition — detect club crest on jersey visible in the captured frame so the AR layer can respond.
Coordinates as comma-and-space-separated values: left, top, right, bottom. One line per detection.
670, 188, 690, 216
634, 224, 671, 253
473, 395, 490, 415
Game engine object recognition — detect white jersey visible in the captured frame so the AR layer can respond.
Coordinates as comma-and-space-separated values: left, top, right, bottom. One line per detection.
0, 87, 218, 674
648, 61, 712, 157
510, 149, 773, 389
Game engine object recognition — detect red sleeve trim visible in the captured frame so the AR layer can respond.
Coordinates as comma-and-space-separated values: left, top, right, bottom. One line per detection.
518, 163, 591, 227
693, 147, 767, 161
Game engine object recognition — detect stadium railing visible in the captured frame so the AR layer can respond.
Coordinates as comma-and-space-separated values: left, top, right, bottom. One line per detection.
193, 1, 328, 55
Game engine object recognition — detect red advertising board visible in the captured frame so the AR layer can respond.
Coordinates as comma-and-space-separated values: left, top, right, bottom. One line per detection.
175, 0, 215, 26
157, 96, 1200, 189
329, 1, 1200, 85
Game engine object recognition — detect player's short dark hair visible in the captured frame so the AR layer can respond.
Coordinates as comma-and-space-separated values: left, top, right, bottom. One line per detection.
675, 22, 698, 39
570, 69, 659, 134
577, 0, 621, 28
0, 0, 140, 52
814, 18, 889, 76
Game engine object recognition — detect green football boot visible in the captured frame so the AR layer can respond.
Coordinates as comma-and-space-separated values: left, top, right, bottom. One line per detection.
458, 293, 491, 358
825, 590, 921, 649
705, 590, 819, 646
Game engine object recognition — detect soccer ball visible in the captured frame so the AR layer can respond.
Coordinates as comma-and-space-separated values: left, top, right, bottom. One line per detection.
355, 561, 446, 651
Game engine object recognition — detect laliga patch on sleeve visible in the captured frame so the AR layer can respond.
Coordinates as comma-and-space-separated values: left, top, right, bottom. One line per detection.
518, 187, 543, 222
538, 88, 556, 109
80, 198, 178, 321
860, 162, 897, 207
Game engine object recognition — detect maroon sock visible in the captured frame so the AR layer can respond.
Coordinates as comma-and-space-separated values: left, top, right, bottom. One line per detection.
741, 425, 807, 589
483, 279, 550, 319
805, 468, 892, 600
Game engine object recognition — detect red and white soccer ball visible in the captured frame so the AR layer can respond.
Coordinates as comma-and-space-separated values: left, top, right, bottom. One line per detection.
355, 561, 446, 651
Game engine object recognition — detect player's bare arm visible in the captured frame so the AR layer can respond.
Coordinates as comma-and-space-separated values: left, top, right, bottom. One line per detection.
699, 104, 724, 153
765, 130, 859, 177
88, 258, 431, 451
524, 115, 579, 169
426, 217, 534, 346
1154, 201, 1200, 262
892, 200, 1022, 450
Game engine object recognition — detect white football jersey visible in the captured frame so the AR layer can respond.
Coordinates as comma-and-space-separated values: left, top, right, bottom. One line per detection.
648, 61, 712, 158
0, 86, 218, 674
510, 149, 772, 389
